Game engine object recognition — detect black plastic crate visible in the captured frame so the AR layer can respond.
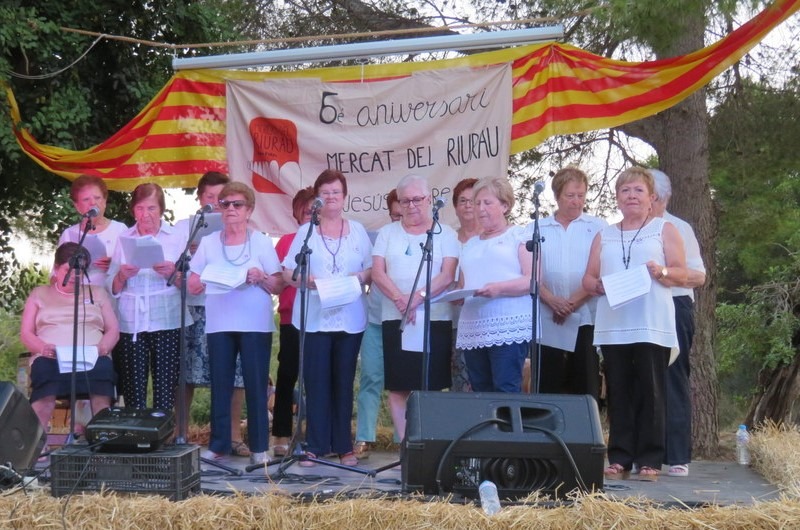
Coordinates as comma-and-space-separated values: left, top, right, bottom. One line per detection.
50, 444, 200, 500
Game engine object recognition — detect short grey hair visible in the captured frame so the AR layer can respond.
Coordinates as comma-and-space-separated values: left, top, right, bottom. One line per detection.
649, 169, 673, 202
396, 174, 429, 195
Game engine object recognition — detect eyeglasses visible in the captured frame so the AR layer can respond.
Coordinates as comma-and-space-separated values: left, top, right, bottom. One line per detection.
457, 198, 473, 205
219, 199, 248, 210
399, 196, 426, 207
320, 190, 343, 197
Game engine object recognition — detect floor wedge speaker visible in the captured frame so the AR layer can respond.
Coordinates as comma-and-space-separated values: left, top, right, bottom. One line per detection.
402, 391, 606, 499
0, 382, 46, 474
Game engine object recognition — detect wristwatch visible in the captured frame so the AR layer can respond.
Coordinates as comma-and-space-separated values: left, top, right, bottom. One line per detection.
660, 267, 669, 279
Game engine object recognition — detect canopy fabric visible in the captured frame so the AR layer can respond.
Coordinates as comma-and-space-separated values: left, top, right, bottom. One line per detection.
5, 0, 798, 191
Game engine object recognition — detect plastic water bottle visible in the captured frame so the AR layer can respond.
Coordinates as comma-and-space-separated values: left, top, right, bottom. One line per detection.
478, 480, 501, 516
736, 424, 751, 465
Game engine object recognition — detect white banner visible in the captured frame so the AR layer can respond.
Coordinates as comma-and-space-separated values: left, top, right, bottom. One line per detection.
226, 65, 512, 235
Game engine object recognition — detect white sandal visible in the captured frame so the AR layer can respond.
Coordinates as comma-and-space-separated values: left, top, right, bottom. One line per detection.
667, 464, 689, 477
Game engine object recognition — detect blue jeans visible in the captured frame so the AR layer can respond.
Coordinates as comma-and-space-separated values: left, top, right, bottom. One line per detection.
303, 331, 363, 456
356, 323, 383, 442
207, 331, 272, 455
464, 341, 529, 393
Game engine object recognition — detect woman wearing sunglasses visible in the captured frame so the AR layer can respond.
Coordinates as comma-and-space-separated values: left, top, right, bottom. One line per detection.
188, 182, 284, 467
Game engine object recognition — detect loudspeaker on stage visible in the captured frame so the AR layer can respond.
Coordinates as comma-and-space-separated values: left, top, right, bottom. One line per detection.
402, 391, 606, 499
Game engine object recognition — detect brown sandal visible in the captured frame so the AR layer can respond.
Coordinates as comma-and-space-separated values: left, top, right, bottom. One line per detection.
604, 463, 630, 480
230, 441, 251, 457
637, 466, 660, 481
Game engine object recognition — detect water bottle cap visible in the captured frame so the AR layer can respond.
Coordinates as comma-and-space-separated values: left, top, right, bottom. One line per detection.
738, 424, 747, 429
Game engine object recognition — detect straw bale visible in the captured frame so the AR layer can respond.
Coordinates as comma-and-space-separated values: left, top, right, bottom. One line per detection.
749, 421, 800, 498
4, 489, 800, 530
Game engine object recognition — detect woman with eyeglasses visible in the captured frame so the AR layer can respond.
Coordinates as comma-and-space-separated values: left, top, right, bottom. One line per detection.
108, 183, 189, 411
456, 177, 532, 393
188, 182, 284, 467
371, 174, 458, 441
282, 169, 372, 467
174, 171, 250, 457
449, 177, 481, 393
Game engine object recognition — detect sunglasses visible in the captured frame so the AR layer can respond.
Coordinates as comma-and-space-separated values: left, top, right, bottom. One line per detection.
219, 199, 248, 210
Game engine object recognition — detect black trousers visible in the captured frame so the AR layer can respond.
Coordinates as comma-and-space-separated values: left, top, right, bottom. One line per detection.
664, 296, 694, 465
272, 324, 300, 437
538, 325, 600, 401
603, 342, 669, 470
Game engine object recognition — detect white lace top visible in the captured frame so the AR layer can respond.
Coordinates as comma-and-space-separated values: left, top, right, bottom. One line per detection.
456, 225, 533, 349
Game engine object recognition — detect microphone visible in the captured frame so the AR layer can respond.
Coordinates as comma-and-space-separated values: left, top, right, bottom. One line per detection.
432, 196, 447, 215
311, 197, 324, 212
83, 206, 100, 218
196, 203, 214, 214
533, 181, 546, 197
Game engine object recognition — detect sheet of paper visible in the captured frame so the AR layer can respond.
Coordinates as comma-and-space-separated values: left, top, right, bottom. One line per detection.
200, 262, 247, 293
430, 288, 477, 304
82, 235, 108, 267
119, 235, 165, 268
315, 276, 362, 309
189, 212, 223, 242
56, 345, 98, 374
401, 307, 425, 352
602, 264, 652, 310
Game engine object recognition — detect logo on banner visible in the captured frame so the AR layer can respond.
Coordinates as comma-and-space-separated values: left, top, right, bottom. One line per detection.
249, 117, 301, 195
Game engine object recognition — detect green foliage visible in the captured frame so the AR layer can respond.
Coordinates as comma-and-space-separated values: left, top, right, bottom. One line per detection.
710, 81, 800, 298
0, 1, 269, 308
0, 307, 23, 383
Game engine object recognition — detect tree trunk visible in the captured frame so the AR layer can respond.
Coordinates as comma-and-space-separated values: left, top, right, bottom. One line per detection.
746, 354, 800, 426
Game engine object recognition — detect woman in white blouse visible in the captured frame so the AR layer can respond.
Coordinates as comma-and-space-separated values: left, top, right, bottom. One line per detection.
282, 169, 372, 467
108, 183, 188, 410
58, 175, 127, 288
537, 167, 606, 399
371, 175, 458, 441
188, 182, 284, 467
456, 177, 532, 392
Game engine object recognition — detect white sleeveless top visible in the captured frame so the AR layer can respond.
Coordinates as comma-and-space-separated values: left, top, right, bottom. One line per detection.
593, 217, 677, 349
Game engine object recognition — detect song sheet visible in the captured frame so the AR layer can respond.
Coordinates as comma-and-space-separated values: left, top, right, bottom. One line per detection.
602, 264, 651, 310
119, 235, 165, 268
315, 276, 362, 309
56, 345, 98, 374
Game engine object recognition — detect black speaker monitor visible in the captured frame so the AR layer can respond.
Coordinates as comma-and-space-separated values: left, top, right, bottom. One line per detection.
0, 382, 47, 473
402, 392, 606, 499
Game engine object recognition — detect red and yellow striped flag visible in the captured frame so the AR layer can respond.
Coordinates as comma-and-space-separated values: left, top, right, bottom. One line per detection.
6, 0, 798, 190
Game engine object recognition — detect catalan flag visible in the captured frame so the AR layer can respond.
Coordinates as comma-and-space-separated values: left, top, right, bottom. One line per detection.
5, 0, 798, 190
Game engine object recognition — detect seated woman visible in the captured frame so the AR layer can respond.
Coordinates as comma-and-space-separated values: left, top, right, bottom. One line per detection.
19, 242, 119, 432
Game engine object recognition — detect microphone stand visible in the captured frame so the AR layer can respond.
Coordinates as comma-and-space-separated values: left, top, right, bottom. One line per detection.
375, 205, 442, 475
248, 210, 373, 476
525, 191, 544, 394
63, 215, 94, 445
167, 209, 241, 476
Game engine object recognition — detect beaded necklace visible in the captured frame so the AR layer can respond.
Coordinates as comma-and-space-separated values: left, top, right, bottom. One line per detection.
221, 229, 251, 266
